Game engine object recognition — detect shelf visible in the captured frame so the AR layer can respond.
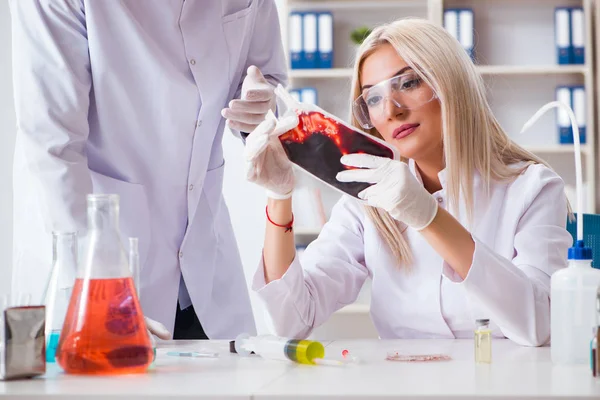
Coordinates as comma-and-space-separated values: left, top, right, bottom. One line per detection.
477, 65, 589, 75
335, 303, 370, 315
523, 144, 590, 155
290, 65, 588, 80
289, 68, 353, 79
288, 0, 426, 11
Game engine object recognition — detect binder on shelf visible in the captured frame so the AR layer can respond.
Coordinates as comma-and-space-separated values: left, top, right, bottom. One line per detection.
289, 12, 304, 69
458, 9, 474, 60
555, 8, 572, 65
556, 86, 573, 144
300, 87, 318, 105
290, 89, 302, 103
571, 86, 586, 144
571, 8, 585, 65
444, 9, 474, 60
443, 9, 459, 42
317, 12, 333, 69
303, 12, 318, 69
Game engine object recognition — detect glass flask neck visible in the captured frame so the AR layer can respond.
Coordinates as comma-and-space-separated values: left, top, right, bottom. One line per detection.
82, 194, 130, 279
53, 232, 78, 265
87, 195, 120, 232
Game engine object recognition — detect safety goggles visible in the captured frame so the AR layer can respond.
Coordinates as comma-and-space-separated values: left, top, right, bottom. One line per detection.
353, 70, 437, 129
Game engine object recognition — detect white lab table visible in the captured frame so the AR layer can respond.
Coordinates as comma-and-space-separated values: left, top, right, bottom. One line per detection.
1, 339, 599, 399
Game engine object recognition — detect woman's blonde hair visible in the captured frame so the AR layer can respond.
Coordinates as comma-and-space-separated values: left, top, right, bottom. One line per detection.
350, 18, 552, 266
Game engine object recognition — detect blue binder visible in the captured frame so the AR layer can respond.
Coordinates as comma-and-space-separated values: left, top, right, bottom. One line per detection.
289, 89, 302, 103
571, 8, 585, 65
300, 87, 318, 105
571, 86, 586, 144
317, 12, 333, 69
458, 9, 474, 60
303, 12, 318, 69
556, 86, 573, 144
555, 8, 572, 65
443, 9, 459, 42
289, 12, 304, 69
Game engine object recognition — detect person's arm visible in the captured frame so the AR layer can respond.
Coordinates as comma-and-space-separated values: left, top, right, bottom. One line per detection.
419, 208, 475, 279
427, 166, 571, 346
263, 197, 296, 283
233, 0, 287, 101
9, 0, 92, 233
253, 197, 369, 338
223, 0, 288, 138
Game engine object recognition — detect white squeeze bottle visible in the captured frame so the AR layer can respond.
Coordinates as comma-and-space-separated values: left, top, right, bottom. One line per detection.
522, 101, 600, 364
551, 241, 600, 363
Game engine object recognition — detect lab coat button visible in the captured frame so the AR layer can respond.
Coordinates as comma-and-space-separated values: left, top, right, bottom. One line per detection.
178, 251, 183, 259
437, 197, 443, 203
189, 184, 194, 191
197, 120, 202, 127
190, 59, 196, 65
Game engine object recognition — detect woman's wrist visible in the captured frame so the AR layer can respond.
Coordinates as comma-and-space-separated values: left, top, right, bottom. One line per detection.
266, 197, 293, 226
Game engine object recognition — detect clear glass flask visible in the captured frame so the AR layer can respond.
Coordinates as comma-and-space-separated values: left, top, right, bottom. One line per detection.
475, 318, 492, 364
42, 231, 78, 363
55, 194, 153, 375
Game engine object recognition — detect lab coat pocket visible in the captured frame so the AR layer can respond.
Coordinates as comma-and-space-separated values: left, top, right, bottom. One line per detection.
89, 170, 151, 269
222, 2, 255, 84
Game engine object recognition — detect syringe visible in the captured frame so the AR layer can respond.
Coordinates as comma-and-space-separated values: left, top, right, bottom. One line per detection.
233, 334, 325, 365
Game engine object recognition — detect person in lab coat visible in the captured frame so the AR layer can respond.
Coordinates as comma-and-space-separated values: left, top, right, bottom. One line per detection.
231, 19, 572, 346
10, 0, 287, 340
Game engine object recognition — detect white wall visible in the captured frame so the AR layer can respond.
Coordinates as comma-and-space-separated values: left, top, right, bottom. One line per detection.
0, 2, 15, 298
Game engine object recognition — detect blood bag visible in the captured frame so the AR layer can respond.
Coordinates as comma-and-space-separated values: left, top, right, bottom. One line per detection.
274, 85, 399, 200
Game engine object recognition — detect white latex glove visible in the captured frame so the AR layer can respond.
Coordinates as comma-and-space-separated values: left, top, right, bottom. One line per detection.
221, 65, 276, 133
245, 110, 299, 199
145, 316, 172, 340
336, 154, 438, 231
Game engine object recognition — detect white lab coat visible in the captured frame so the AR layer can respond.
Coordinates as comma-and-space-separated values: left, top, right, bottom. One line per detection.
10, 0, 287, 339
253, 161, 572, 346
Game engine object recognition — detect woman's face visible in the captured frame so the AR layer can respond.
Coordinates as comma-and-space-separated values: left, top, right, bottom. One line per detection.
359, 44, 443, 161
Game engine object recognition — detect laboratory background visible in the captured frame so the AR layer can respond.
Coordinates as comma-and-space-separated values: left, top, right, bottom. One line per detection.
0, 0, 599, 338
2, 0, 600, 396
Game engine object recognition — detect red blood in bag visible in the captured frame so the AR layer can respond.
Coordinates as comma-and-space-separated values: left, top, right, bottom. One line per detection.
279, 111, 394, 199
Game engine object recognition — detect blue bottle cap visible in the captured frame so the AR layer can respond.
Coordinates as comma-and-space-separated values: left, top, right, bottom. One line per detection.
568, 240, 593, 260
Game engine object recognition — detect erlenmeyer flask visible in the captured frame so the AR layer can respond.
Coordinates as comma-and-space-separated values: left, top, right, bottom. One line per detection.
56, 194, 153, 375
42, 231, 78, 363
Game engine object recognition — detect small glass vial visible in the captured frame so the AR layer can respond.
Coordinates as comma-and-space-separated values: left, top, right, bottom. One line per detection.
475, 318, 492, 364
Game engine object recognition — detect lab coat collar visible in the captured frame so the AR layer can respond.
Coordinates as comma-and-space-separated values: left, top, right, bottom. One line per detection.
408, 159, 448, 190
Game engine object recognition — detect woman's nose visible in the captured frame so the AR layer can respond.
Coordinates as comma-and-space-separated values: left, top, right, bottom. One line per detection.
384, 97, 404, 120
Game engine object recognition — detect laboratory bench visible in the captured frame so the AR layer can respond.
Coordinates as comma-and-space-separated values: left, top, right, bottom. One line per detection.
1, 339, 599, 399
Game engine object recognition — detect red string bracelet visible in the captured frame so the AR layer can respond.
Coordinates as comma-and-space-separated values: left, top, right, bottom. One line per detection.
266, 206, 294, 233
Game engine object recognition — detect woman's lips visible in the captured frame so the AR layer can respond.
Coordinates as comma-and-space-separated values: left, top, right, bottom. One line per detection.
393, 123, 420, 139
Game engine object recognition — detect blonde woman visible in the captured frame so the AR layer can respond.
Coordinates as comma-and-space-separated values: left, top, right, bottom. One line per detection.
230, 18, 571, 346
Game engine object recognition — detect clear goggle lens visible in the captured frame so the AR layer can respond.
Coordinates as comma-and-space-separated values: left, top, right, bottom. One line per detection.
353, 71, 437, 129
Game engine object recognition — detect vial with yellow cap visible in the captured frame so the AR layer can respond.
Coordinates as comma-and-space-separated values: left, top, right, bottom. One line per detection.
234, 334, 325, 365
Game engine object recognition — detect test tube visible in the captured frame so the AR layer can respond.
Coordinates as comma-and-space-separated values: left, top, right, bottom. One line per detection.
234, 334, 325, 365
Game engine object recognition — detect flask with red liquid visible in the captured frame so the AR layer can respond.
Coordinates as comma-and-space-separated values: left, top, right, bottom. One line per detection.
56, 194, 153, 375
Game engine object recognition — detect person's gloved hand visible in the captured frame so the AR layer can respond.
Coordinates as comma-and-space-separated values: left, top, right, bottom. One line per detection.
145, 316, 172, 340
221, 65, 276, 133
336, 154, 438, 231
245, 110, 299, 199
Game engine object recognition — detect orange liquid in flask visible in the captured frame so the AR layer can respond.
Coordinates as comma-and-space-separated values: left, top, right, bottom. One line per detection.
56, 277, 153, 375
